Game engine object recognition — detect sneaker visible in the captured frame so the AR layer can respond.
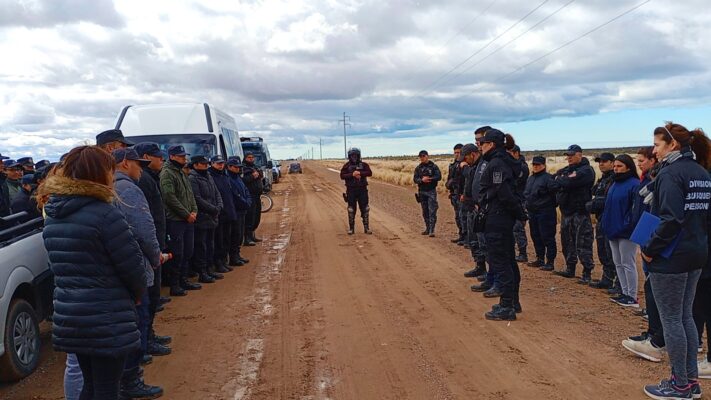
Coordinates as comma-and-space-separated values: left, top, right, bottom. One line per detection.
610, 294, 626, 303
622, 338, 664, 362
527, 260, 544, 268
644, 378, 693, 400
698, 359, 711, 379
634, 308, 648, 317
615, 295, 640, 308
690, 381, 702, 399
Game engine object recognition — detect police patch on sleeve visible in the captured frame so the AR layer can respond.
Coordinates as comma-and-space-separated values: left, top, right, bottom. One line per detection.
493, 171, 503, 184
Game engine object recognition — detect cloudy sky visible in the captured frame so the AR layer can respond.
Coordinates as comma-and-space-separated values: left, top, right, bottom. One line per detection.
1, 0, 710, 160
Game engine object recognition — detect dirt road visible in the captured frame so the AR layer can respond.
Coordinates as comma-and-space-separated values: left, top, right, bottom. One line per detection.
1, 161, 667, 400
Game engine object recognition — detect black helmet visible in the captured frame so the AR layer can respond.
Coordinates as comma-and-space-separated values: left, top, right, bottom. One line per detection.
347, 147, 361, 157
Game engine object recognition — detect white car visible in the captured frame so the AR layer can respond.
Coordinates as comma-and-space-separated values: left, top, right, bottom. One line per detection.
0, 212, 52, 382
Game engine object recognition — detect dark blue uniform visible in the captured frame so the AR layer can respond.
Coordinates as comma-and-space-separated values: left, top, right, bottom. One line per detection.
414, 161, 442, 234
524, 169, 558, 267
588, 170, 616, 284
480, 146, 526, 313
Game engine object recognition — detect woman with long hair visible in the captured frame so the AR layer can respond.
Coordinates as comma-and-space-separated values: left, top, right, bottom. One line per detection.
38, 145, 146, 400
641, 123, 711, 399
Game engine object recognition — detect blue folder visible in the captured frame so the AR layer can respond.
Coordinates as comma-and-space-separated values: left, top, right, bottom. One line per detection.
630, 211, 681, 259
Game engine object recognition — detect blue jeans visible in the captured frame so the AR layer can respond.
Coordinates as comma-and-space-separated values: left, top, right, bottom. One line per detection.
65, 353, 83, 400
651, 269, 702, 385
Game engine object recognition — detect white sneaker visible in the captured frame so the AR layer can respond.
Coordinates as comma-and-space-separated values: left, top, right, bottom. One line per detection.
622, 338, 664, 362
699, 359, 711, 379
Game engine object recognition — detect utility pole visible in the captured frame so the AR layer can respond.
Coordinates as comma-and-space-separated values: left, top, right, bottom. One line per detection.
338, 112, 351, 159
319, 138, 323, 160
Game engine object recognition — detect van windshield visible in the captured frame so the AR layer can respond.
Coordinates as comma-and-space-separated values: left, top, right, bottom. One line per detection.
242, 143, 266, 167
126, 134, 217, 158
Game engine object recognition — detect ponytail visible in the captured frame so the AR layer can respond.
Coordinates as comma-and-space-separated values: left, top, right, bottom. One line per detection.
689, 128, 711, 170
503, 134, 516, 151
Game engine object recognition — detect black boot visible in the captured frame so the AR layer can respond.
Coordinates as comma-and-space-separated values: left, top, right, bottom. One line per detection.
577, 270, 592, 285
147, 341, 172, 357
252, 232, 263, 242
198, 272, 215, 284
363, 208, 372, 234
485, 304, 516, 321
170, 285, 186, 297
553, 269, 576, 278
244, 231, 256, 246
120, 368, 164, 400
180, 279, 202, 290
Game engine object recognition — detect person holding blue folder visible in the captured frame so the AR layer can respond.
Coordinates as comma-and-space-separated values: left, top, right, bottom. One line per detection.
641, 122, 711, 400
600, 155, 640, 307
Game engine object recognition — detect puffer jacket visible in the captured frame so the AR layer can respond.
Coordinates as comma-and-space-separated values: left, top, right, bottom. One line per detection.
242, 162, 264, 196
227, 170, 251, 214
480, 147, 525, 217
189, 169, 223, 229
115, 171, 160, 287
600, 172, 639, 240
160, 160, 197, 222
42, 176, 146, 357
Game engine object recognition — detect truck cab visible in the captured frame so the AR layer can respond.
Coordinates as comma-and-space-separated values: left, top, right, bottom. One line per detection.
0, 212, 52, 382
240, 137, 274, 193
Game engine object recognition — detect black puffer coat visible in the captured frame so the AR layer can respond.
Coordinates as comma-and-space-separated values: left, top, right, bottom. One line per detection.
42, 176, 146, 357
189, 169, 223, 229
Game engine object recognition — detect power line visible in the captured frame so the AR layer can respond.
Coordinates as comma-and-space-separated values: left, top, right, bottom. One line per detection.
435, 0, 501, 52
493, 0, 652, 83
418, 0, 552, 96
440, 0, 577, 88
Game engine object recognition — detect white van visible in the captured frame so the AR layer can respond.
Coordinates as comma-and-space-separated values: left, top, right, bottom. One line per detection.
114, 103, 244, 161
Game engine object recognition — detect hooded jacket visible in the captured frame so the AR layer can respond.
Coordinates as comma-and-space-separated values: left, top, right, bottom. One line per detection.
600, 173, 639, 240
209, 167, 238, 221
160, 160, 197, 222
115, 171, 160, 287
414, 161, 442, 192
137, 166, 166, 249
340, 157, 373, 189
189, 169, 223, 229
227, 170, 252, 214
643, 153, 711, 274
554, 157, 595, 216
480, 147, 524, 217
524, 169, 559, 212
42, 176, 146, 357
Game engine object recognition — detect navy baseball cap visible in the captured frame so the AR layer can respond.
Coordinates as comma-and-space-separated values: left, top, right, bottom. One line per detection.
3, 159, 20, 169
226, 156, 243, 167
167, 145, 188, 156
511, 145, 521, 153
96, 129, 133, 146
461, 143, 479, 156
34, 160, 50, 170
0, 153, 8, 160
21, 174, 34, 185
480, 129, 505, 144
191, 155, 209, 164
210, 155, 225, 163
594, 152, 615, 162
418, 150, 428, 157
133, 142, 165, 159
112, 148, 150, 167
564, 144, 583, 156
532, 156, 546, 165
17, 157, 34, 166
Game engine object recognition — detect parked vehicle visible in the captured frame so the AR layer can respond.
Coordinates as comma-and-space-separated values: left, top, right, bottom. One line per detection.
0, 212, 52, 382
272, 161, 281, 184
240, 137, 274, 192
115, 103, 244, 161
289, 162, 302, 174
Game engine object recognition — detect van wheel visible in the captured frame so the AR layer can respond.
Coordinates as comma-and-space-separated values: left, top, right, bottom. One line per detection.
0, 300, 41, 382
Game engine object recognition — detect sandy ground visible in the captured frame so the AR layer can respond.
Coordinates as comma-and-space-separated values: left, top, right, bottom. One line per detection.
0, 161, 674, 400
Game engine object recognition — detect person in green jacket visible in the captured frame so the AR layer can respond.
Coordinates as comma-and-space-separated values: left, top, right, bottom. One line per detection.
159, 145, 200, 296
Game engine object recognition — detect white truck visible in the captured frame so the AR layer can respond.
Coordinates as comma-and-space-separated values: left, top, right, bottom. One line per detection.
0, 212, 52, 382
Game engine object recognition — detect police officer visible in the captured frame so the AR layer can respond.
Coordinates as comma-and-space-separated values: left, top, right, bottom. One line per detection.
340, 147, 374, 234
508, 145, 530, 262
413, 150, 442, 237
242, 152, 264, 245
0, 153, 10, 217
478, 129, 526, 321
226, 157, 252, 263
446, 144, 465, 242
524, 156, 559, 271
587, 152, 617, 289
188, 155, 224, 283
10, 173, 41, 220
3, 160, 22, 200
16, 157, 34, 175
470, 126, 496, 292
96, 128, 133, 153
160, 145, 200, 296
460, 144, 487, 278
34, 159, 50, 171
554, 144, 595, 281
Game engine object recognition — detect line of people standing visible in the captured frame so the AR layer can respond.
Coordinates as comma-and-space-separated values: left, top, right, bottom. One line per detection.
1, 127, 268, 400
